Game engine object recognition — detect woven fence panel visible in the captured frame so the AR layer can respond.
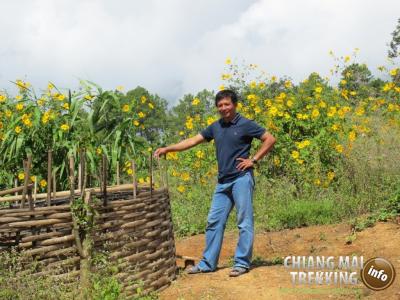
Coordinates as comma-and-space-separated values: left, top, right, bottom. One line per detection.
0, 185, 177, 296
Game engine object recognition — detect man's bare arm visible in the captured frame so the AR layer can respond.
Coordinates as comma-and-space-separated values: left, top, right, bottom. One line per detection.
153, 134, 206, 158
252, 131, 276, 162
236, 131, 276, 171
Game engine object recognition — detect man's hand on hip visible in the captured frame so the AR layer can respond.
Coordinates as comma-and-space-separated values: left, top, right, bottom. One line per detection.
236, 157, 254, 171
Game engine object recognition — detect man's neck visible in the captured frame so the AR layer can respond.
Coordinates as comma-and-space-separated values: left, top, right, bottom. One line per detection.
222, 112, 237, 123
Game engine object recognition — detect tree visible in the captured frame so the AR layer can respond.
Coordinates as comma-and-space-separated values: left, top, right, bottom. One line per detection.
388, 18, 400, 58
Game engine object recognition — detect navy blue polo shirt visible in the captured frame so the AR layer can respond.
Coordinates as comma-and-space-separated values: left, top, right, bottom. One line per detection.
200, 112, 267, 184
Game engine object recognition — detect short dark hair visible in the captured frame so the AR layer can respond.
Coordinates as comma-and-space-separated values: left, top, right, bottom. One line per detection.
215, 89, 238, 106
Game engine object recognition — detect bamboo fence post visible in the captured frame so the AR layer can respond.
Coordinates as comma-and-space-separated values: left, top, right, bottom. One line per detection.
34, 177, 37, 203
80, 189, 93, 298
69, 156, 75, 204
47, 150, 52, 206
149, 153, 153, 197
80, 148, 86, 197
116, 160, 120, 186
131, 160, 137, 199
14, 178, 18, 196
163, 153, 169, 189
78, 160, 82, 194
52, 169, 56, 202
102, 154, 108, 206
21, 154, 32, 208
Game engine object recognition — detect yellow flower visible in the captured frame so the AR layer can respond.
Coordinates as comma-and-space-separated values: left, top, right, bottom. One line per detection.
133, 120, 139, 126
344, 55, 350, 63
63, 103, 69, 110
311, 109, 320, 118
331, 124, 339, 131
16, 103, 24, 111
284, 80, 292, 88
30, 175, 36, 182
166, 152, 178, 160
271, 76, 277, 82
138, 178, 145, 184
179, 131, 184, 136
327, 171, 335, 181
148, 102, 154, 109
273, 156, 280, 166
207, 117, 215, 126
225, 57, 231, 65
116, 85, 124, 91
122, 104, 129, 112
48, 83, 54, 90
192, 98, 200, 106
15, 126, 22, 134
196, 150, 204, 159
185, 119, 193, 130
355, 107, 365, 116
5, 110, 12, 118
40, 179, 47, 188
348, 131, 356, 142
327, 107, 337, 117
296, 159, 304, 164
389, 68, 398, 76
181, 172, 190, 181
18, 173, 25, 181
340, 79, 347, 85
127, 168, 133, 175
335, 144, 343, 153
177, 185, 185, 193
291, 150, 300, 159
219, 84, 225, 90
57, 94, 65, 101
141, 95, 147, 103
314, 179, 321, 186
221, 73, 232, 80
15, 95, 22, 100
0, 95, 6, 102
84, 94, 93, 101
286, 100, 293, 107
60, 124, 70, 131
315, 87, 323, 93
96, 147, 102, 155
138, 111, 145, 118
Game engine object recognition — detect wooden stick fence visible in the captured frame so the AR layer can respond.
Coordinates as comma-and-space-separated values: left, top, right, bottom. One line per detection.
0, 151, 176, 297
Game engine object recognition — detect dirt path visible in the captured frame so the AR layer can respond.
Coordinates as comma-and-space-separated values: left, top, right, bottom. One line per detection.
161, 221, 400, 300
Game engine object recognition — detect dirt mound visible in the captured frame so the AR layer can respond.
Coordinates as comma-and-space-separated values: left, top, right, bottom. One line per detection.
161, 221, 400, 300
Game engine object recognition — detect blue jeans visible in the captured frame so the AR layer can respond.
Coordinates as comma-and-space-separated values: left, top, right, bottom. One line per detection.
198, 171, 255, 271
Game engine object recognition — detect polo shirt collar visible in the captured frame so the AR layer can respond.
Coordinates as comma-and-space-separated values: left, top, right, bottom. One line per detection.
222, 112, 241, 125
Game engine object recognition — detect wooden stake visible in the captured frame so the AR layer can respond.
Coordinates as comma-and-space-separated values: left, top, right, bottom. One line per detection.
149, 153, 153, 197
131, 160, 137, 199
14, 178, 18, 196
34, 177, 37, 203
21, 154, 32, 208
52, 169, 56, 202
69, 156, 75, 204
47, 150, 52, 206
102, 154, 107, 206
116, 160, 120, 185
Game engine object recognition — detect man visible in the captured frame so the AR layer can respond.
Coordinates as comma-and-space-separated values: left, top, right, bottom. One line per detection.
153, 90, 276, 277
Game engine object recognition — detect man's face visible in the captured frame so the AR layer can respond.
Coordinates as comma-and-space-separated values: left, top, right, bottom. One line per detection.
217, 97, 236, 119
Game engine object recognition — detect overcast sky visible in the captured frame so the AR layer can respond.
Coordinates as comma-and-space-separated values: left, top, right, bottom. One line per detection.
1, 0, 399, 105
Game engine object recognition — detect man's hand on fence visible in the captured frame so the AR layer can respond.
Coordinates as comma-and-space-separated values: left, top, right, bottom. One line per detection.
153, 147, 168, 159
235, 157, 254, 171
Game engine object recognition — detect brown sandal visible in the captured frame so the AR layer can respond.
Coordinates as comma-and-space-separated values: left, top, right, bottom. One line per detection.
229, 267, 249, 277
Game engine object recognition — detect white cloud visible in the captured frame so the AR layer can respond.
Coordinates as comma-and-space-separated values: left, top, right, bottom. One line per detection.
0, 0, 399, 104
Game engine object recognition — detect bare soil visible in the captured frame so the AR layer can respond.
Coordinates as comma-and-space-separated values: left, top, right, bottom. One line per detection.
161, 220, 400, 300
